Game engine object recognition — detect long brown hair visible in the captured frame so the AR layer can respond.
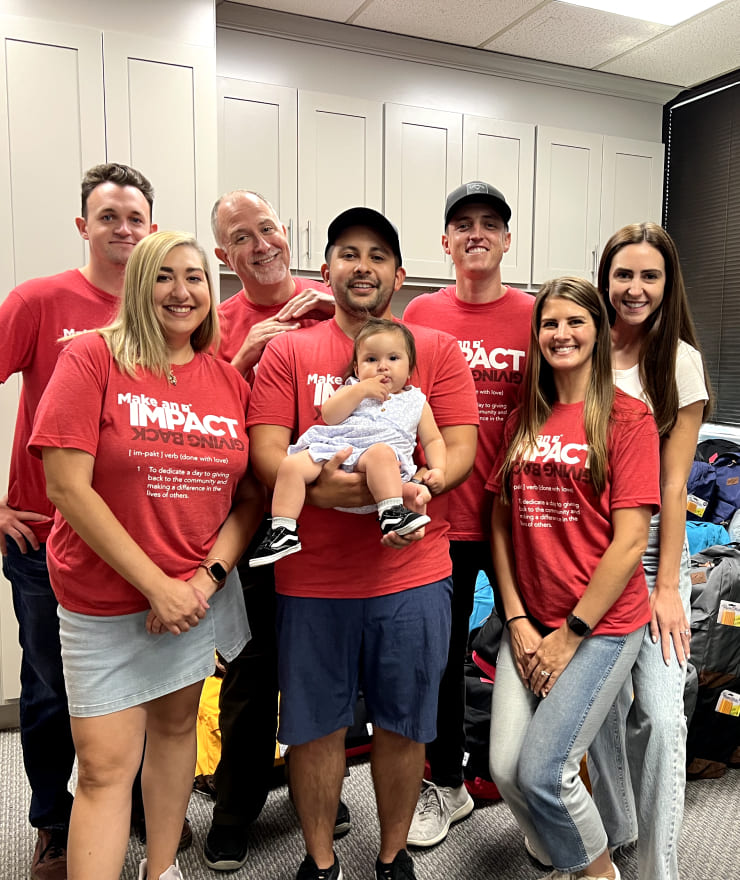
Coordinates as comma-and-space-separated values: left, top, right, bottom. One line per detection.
499, 277, 613, 501
598, 222, 712, 436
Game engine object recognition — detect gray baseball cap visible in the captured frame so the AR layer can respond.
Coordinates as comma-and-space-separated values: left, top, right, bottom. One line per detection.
445, 181, 511, 226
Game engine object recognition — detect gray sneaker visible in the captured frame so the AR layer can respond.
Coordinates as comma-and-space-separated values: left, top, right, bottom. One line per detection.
406, 780, 474, 847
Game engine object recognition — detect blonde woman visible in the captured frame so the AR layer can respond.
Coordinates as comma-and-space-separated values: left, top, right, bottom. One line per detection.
30, 231, 262, 880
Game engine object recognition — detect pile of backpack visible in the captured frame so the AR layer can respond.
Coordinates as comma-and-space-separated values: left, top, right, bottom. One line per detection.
686, 544, 740, 777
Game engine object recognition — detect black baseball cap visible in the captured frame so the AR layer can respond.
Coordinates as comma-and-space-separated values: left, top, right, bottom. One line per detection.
444, 181, 512, 227
325, 207, 402, 265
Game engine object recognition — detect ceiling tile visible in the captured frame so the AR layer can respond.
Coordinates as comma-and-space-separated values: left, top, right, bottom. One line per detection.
226, 0, 365, 22
598, 0, 740, 86
482, 4, 666, 69
352, 0, 542, 48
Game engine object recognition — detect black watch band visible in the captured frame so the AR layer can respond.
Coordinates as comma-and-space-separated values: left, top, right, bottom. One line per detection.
566, 612, 592, 638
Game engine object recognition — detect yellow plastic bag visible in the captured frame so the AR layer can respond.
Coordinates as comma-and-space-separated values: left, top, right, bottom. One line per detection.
196, 675, 223, 776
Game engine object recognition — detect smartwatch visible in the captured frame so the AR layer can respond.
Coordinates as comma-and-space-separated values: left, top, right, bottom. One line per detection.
199, 559, 228, 586
566, 612, 592, 638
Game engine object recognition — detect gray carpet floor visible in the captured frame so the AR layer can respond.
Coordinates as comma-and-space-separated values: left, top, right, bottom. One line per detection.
1, 727, 739, 879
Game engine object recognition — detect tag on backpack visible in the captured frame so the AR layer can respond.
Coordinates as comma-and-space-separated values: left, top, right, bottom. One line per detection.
687, 494, 708, 517
717, 600, 740, 627
715, 690, 740, 716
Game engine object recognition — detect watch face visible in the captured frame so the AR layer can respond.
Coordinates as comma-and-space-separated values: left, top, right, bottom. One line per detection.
210, 562, 228, 582
567, 613, 591, 637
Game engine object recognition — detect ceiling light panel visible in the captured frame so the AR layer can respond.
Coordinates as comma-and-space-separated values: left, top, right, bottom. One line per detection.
557, 0, 726, 26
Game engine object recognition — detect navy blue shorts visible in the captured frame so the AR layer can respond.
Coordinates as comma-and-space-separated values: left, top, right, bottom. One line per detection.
275, 578, 453, 745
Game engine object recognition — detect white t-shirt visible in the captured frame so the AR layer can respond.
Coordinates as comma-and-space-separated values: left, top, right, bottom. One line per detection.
613, 339, 708, 411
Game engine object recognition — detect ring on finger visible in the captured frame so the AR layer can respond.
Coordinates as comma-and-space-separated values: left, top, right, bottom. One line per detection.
683, 629, 691, 636
540, 670, 551, 678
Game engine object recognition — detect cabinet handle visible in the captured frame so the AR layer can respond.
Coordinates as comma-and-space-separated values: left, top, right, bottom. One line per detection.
288, 218, 294, 257
591, 245, 598, 284
307, 219, 311, 262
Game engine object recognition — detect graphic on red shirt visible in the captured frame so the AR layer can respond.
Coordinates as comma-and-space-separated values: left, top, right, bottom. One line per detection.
487, 391, 660, 635
30, 333, 249, 616
404, 285, 533, 540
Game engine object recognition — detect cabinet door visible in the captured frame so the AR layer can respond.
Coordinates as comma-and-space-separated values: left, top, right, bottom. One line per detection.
600, 136, 665, 244
463, 116, 535, 287
217, 78, 298, 266
104, 33, 217, 252
533, 126, 603, 284
0, 17, 105, 290
384, 104, 462, 279
298, 91, 382, 271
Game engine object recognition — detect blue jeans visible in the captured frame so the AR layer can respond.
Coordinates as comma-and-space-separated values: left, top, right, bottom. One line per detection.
589, 519, 691, 880
3, 539, 74, 829
489, 626, 643, 872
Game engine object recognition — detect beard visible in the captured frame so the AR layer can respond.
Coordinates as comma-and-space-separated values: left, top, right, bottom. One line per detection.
244, 250, 290, 287
336, 283, 393, 319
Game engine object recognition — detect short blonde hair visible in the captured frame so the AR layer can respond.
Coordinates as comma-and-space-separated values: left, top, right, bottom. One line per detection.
100, 231, 219, 378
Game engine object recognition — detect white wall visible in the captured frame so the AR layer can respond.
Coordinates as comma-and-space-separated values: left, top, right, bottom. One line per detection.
216, 28, 663, 142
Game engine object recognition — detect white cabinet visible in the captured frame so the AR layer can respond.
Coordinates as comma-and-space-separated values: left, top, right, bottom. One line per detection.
298, 91, 382, 270
217, 79, 382, 272
533, 126, 604, 285
533, 127, 664, 284
218, 78, 298, 262
600, 136, 665, 245
463, 116, 535, 286
385, 105, 536, 284
384, 104, 462, 279
105, 32, 217, 248
0, 16, 106, 291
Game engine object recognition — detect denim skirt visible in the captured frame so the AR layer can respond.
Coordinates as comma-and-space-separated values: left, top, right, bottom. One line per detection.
58, 569, 249, 717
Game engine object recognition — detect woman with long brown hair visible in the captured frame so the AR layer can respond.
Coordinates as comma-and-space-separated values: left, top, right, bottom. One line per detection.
488, 277, 660, 880
589, 223, 711, 880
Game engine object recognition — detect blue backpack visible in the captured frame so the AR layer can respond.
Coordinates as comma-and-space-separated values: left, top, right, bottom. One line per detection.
710, 452, 740, 525
688, 441, 740, 525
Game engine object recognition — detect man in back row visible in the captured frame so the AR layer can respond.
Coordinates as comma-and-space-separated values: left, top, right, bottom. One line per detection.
0, 163, 156, 880
404, 182, 534, 847
247, 206, 479, 880
204, 190, 340, 871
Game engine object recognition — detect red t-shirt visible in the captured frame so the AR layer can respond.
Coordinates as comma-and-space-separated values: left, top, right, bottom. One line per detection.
217, 277, 332, 374
29, 333, 249, 616
404, 285, 533, 540
246, 318, 479, 599
0, 269, 120, 540
486, 390, 660, 635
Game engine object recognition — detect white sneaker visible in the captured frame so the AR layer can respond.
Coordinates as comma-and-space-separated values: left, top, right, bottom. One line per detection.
406, 780, 474, 847
544, 863, 621, 880
138, 859, 184, 880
